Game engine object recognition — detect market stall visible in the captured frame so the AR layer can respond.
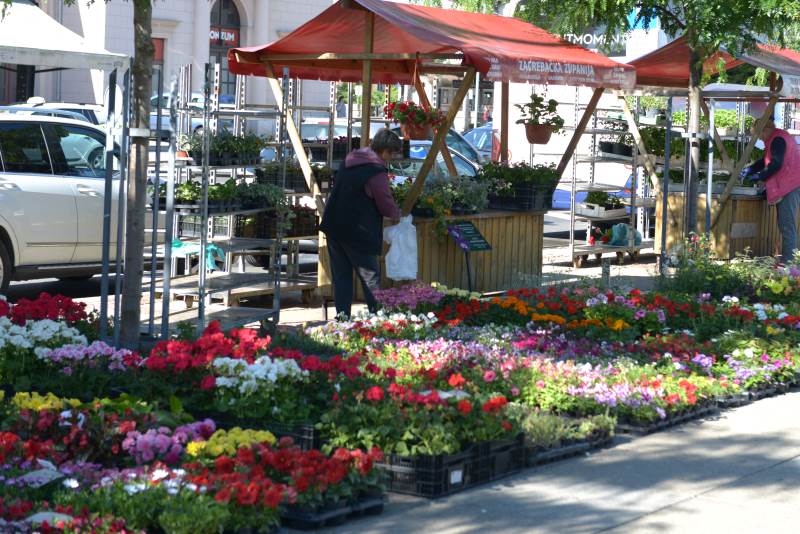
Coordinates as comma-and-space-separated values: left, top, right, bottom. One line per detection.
627, 37, 800, 261
229, 0, 635, 295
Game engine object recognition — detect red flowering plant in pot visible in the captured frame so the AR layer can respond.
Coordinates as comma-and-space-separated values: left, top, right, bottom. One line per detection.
385, 101, 444, 140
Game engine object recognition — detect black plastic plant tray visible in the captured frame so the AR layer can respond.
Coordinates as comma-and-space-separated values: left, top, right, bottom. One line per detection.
615, 405, 718, 436
377, 446, 481, 499
525, 436, 613, 467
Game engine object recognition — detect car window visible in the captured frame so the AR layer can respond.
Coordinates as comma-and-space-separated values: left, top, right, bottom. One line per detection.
445, 131, 478, 161
389, 149, 475, 179
45, 124, 118, 177
0, 123, 53, 174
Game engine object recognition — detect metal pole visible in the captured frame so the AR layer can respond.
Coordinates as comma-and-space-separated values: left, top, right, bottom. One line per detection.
273, 68, 290, 325
660, 97, 673, 277
198, 63, 211, 334
99, 68, 117, 341
706, 99, 715, 235
113, 70, 131, 346
464, 251, 473, 293
161, 79, 178, 340
347, 82, 354, 153
148, 67, 164, 335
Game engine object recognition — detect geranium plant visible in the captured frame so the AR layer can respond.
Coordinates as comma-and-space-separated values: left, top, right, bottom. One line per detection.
384, 101, 443, 128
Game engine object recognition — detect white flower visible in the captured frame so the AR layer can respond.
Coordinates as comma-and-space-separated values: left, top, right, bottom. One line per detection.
62, 478, 79, 489
151, 468, 170, 482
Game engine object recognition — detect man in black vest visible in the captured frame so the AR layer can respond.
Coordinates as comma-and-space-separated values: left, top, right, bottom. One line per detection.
320, 129, 402, 317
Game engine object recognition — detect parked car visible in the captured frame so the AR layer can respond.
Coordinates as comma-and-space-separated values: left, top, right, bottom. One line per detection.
20, 98, 104, 125
1, 106, 91, 123
0, 115, 121, 291
462, 122, 494, 162
388, 140, 480, 181
296, 119, 482, 165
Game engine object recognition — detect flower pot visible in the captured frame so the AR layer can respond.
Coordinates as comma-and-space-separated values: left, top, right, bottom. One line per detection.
513, 183, 554, 211
598, 141, 615, 154
401, 122, 432, 140
176, 150, 189, 159
524, 123, 554, 144
611, 142, 633, 157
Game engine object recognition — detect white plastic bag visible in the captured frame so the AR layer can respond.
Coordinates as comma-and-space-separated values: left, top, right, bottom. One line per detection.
384, 215, 417, 280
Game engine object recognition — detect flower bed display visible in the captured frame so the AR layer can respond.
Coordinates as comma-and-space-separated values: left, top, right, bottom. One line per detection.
3, 254, 800, 523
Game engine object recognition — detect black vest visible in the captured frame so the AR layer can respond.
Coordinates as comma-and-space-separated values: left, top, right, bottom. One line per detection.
320, 163, 386, 255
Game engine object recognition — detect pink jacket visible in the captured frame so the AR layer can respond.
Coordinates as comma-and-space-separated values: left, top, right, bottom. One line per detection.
764, 129, 800, 205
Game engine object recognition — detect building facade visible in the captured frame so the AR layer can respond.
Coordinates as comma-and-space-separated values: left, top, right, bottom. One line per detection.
4, 0, 333, 118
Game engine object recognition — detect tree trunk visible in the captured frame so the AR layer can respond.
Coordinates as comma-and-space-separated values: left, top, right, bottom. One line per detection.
120, 0, 154, 348
686, 45, 703, 237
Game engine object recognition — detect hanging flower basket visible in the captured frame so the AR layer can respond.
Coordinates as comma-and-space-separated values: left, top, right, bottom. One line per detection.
401, 122, 433, 140
524, 123, 555, 144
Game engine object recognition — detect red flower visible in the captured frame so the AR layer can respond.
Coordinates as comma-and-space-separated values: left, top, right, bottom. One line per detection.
447, 373, 466, 388
456, 399, 472, 415
482, 396, 508, 414
199, 375, 216, 390
501, 420, 513, 432
365, 386, 384, 402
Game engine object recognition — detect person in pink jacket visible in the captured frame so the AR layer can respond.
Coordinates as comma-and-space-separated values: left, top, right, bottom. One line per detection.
742, 120, 800, 263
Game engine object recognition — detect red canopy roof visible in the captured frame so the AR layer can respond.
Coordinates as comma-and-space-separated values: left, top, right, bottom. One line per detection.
228, 0, 635, 90
630, 36, 800, 88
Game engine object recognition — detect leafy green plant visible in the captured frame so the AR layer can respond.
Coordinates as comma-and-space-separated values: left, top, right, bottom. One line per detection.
481, 162, 560, 193
515, 94, 565, 132
175, 182, 201, 203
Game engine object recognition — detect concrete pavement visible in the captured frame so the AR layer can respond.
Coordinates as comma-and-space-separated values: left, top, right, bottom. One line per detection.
294, 391, 800, 534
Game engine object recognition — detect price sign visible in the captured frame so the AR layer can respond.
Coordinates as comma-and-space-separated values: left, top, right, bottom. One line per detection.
447, 221, 491, 252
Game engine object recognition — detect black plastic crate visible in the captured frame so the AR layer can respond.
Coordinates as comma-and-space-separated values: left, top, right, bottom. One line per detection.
487, 434, 525, 480
264, 421, 323, 451
178, 216, 229, 238
377, 446, 481, 498
513, 183, 554, 212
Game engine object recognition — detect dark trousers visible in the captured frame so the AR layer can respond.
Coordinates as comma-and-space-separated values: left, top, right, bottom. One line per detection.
327, 239, 380, 317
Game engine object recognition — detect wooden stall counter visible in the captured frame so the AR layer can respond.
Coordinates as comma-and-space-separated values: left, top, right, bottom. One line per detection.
318, 210, 545, 297
655, 192, 800, 260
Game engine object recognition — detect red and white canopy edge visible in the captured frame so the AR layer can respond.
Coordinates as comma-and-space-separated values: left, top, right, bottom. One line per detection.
629, 36, 800, 230
228, 0, 636, 214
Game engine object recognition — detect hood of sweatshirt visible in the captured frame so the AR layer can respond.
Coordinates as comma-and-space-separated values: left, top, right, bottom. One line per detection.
345, 147, 386, 169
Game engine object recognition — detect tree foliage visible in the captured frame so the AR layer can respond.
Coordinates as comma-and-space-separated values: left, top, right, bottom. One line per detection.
446, 0, 800, 62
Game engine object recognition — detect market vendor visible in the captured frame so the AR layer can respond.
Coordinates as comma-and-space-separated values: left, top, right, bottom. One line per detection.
320, 129, 402, 317
741, 120, 800, 263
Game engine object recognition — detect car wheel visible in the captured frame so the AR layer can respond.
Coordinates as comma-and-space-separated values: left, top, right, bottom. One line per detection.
0, 241, 11, 293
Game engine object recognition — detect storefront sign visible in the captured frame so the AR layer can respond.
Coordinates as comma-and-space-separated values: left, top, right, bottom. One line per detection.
782, 75, 800, 98
563, 25, 628, 57
210, 26, 239, 47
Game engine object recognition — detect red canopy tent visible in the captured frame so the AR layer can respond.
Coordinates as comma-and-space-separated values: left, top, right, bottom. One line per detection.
228, 0, 637, 215
228, 0, 635, 89
630, 36, 800, 92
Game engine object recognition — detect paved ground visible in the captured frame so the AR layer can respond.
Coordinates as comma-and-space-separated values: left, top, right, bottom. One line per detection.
289, 391, 800, 534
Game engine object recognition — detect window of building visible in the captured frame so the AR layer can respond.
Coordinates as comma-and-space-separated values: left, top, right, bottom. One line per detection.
209, 0, 241, 101
152, 38, 166, 97
0, 123, 53, 174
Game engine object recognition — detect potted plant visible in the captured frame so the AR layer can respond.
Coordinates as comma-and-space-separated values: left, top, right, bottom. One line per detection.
578, 191, 627, 219
385, 101, 443, 140
515, 94, 564, 144
450, 175, 489, 214
483, 162, 559, 211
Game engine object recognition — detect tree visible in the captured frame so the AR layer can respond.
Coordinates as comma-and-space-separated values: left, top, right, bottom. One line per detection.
451, 0, 800, 230
2, 0, 154, 348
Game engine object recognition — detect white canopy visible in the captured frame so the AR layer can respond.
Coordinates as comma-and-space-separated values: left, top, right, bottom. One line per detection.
0, 0, 129, 71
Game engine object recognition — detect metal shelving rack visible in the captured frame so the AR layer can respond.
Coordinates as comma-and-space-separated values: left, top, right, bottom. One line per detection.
146, 64, 327, 336
565, 92, 654, 268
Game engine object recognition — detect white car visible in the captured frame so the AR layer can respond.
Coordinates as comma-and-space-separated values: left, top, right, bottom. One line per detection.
0, 115, 120, 291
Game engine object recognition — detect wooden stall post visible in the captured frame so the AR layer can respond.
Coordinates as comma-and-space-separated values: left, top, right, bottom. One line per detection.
413, 73, 458, 175
617, 93, 660, 193
402, 67, 476, 214
556, 88, 604, 177
361, 11, 375, 148
711, 94, 778, 229
500, 81, 509, 163
264, 62, 324, 211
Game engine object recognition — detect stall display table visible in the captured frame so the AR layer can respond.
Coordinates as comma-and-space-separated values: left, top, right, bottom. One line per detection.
655, 192, 800, 259
318, 210, 545, 297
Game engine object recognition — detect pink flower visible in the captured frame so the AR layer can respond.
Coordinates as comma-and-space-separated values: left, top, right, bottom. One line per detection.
536, 380, 546, 389
511, 386, 520, 397
483, 370, 497, 382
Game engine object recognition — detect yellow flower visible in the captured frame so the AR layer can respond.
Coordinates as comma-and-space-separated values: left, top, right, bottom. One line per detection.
12, 392, 80, 411
186, 441, 207, 457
